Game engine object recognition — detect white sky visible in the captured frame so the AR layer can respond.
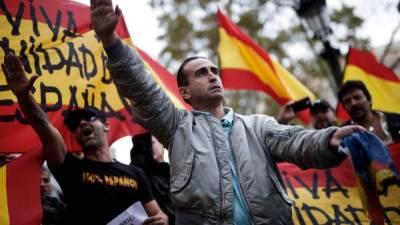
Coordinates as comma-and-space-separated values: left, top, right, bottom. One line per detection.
76, 0, 400, 164
76, 0, 400, 57
328, 0, 400, 47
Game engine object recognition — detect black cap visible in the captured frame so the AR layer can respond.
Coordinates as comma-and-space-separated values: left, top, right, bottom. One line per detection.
310, 99, 333, 115
64, 106, 106, 132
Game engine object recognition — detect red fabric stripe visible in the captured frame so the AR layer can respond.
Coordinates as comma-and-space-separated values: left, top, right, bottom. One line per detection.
7, 149, 43, 225
278, 143, 400, 187
221, 68, 288, 104
0, 0, 130, 39
347, 48, 400, 83
0, 103, 146, 153
335, 102, 351, 122
221, 68, 311, 123
217, 10, 276, 75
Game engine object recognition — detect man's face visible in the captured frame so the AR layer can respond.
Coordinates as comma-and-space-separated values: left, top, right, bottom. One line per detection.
180, 58, 224, 106
40, 170, 52, 196
341, 89, 372, 121
312, 109, 337, 129
75, 118, 109, 152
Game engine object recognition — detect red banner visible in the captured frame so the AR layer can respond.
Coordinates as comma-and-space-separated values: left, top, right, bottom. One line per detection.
278, 143, 400, 224
0, 1, 187, 224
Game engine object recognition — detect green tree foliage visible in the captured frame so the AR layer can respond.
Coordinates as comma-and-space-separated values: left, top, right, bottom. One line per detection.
149, 0, 369, 120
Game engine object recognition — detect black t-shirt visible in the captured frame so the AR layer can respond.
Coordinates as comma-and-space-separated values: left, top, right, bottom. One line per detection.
51, 153, 154, 225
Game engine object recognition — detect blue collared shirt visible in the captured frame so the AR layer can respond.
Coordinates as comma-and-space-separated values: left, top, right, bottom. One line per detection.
220, 108, 252, 225
194, 108, 252, 225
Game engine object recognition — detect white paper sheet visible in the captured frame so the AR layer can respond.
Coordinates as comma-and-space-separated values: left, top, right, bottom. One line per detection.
107, 201, 148, 225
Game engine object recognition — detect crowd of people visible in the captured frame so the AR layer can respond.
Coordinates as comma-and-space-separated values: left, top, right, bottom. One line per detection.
1, 0, 399, 224
278, 80, 400, 143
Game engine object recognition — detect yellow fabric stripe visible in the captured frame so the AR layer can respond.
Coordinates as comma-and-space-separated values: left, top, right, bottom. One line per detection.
218, 28, 314, 100
344, 65, 400, 114
218, 28, 284, 97
0, 17, 125, 109
272, 61, 316, 100
0, 16, 185, 111
290, 185, 400, 224
0, 166, 10, 225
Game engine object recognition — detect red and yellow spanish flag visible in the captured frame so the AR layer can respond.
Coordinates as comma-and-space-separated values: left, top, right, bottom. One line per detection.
337, 47, 400, 120
217, 10, 315, 123
0, 0, 186, 224
278, 143, 400, 224
0, 149, 42, 225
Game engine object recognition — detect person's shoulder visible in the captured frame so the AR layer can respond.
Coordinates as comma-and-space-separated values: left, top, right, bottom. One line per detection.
382, 111, 400, 120
128, 164, 147, 176
55, 152, 82, 167
115, 162, 147, 176
235, 113, 276, 123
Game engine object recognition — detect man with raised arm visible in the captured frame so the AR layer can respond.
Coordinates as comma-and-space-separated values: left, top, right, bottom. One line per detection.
1, 54, 168, 224
91, 1, 365, 224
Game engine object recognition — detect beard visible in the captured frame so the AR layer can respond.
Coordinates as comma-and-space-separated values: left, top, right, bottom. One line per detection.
349, 107, 367, 121
81, 139, 102, 153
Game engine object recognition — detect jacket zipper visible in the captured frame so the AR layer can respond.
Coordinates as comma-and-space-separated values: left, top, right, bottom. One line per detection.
229, 134, 256, 225
208, 118, 224, 223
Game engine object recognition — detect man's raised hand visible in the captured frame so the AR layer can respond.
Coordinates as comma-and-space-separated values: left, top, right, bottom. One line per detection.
90, 0, 121, 47
1, 53, 38, 98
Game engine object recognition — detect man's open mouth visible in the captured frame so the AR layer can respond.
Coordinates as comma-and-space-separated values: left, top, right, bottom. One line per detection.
82, 127, 93, 137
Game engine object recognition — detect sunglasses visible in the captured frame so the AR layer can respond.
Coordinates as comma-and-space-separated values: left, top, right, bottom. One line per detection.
67, 114, 98, 132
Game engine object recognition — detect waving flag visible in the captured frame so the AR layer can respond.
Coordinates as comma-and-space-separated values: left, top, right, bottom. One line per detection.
278, 143, 400, 225
0, 0, 187, 153
0, 150, 42, 225
337, 47, 400, 120
217, 10, 315, 123
0, 0, 186, 224
341, 132, 399, 225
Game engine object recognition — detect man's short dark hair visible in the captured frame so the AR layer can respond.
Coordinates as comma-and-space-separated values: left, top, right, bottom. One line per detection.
176, 56, 207, 87
338, 80, 371, 103
310, 99, 334, 115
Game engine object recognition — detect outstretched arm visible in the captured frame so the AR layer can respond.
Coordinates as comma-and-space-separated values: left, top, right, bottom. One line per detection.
1, 53, 66, 168
90, 0, 183, 147
256, 115, 366, 169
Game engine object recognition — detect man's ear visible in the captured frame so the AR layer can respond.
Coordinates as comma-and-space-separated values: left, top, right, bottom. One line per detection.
103, 121, 110, 132
179, 86, 191, 102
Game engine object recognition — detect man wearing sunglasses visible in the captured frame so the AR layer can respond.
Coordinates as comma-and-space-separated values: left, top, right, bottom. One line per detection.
1, 54, 168, 225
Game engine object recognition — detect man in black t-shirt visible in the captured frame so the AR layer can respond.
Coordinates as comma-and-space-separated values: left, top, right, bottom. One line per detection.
2, 53, 168, 225
52, 152, 155, 224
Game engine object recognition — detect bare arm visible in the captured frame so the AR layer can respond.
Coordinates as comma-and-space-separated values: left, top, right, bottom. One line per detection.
277, 100, 296, 124
1, 53, 66, 168
143, 200, 168, 225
